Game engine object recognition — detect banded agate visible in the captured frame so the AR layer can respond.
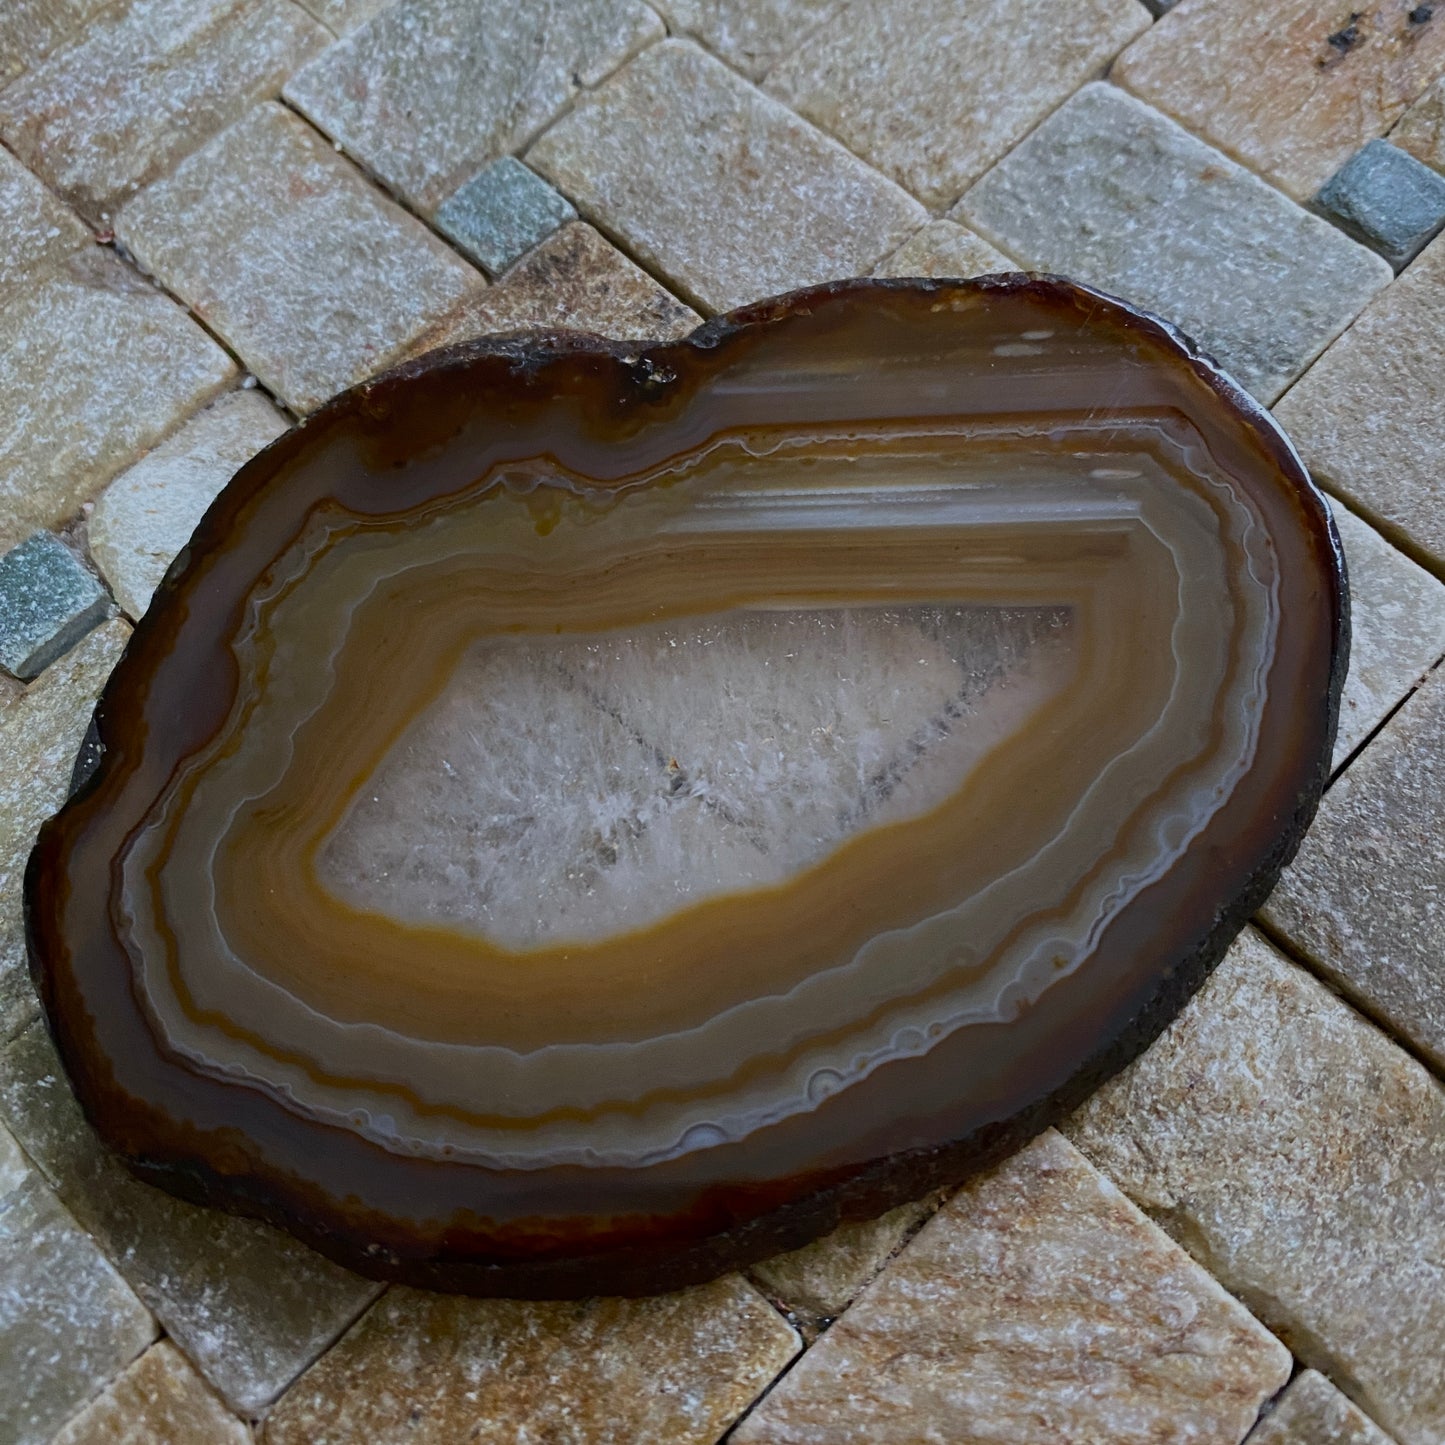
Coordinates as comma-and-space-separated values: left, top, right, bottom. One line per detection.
26, 278, 1345, 1297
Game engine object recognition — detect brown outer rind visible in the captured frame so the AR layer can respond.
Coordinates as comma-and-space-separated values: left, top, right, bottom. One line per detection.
24, 275, 1347, 1298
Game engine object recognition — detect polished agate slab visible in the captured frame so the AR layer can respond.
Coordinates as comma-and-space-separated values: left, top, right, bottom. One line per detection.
26, 278, 1345, 1296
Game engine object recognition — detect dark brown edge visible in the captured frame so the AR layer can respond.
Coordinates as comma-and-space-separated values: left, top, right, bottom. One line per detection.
25, 274, 1348, 1297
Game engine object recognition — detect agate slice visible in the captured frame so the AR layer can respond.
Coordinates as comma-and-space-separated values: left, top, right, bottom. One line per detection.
26, 277, 1346, 1297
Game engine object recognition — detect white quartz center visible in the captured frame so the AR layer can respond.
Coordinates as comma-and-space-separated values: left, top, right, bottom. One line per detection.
317, 605, 1074, 946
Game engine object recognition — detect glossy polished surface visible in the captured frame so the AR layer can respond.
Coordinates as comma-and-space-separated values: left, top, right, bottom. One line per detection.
26, 278, 1345, 1295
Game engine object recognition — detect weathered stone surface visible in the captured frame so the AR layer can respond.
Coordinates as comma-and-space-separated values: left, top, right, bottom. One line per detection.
1115, 0, 1445, 202
1273, 232, 1445, 570
117, 103, 483, 413
90, 389, 288, 620
0, 143, 91, 289
264, 1276, 799, 1444
734, 1130, 1289, 1445
1315, 140, 1445, 269
434, 156, 577, 276
1066, 928, 1445, 1445
1261, 665, 1445, 1069
0, 532, 110, 680
0, 620, 128, 1039
1247, 1369, 1398, 1445
873, 219, 1011, 278
958, 83, 1391, 403
0, 1117, 26, 1197
293, 0, 395, 34
284, 0, 662, 214
0, 1120, 156, 1445
0, 0, 329, 225
0, 1021, 381, 1414
51, 1341, 251, 1445
0, 0, 111, 85
0, 249, 235, 549
529, 40, 925, 313
1394, 76, 1445, 175
1326, 497, 1445, 768
411, 222, 700, 354
768, 0, 1148, 208
652, 0, 839, 78
750, 1195, 940, 1337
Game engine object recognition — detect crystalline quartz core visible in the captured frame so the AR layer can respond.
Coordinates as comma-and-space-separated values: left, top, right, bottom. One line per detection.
26, 278, 1345, 1297
320, 605, 1074, 945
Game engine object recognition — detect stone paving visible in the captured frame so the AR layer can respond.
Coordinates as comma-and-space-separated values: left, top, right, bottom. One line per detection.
0, 1, 1442, 1441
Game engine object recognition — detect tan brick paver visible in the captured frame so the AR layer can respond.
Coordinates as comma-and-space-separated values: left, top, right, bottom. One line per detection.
1067, 930, 1445, 1445
1115, 0, 1445, 201
49, 1343, 251, 1445
529, 38, 926, 312
1326, 497, 1445, 768
0, 623, 129, 1041
0, 1123, 157, 1445
0, 0, 112, 86
284, 0, 662, 214
959, 82, 1391, 402
0, 145, 91, 289
1262, 664, 1445, 1069
1246, 1370, 1400, 1445
1274, 232, 1445, 571
264, 1278, 800, 1444
652, 0, 840, 79
767, 0, 1149, 208
0, 0, 329, 224
0, 251, 234, 548
88, 389, 289, 621
0, 1022, 383, 1415
117, 102, 484, 412
411, 221, 701, 351
734, 1131, 1291, 1445
873, 219, 1013, 278
1395, 76, 1445, 175
747, 1195, 943, 1339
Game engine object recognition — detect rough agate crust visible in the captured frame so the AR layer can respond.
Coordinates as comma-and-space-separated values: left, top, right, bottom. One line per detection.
25, 278, 1346, 1298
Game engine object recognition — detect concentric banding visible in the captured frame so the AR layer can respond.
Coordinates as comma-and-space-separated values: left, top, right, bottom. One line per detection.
26, 276, 1343, 1296
121, 421, 1275, 1170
